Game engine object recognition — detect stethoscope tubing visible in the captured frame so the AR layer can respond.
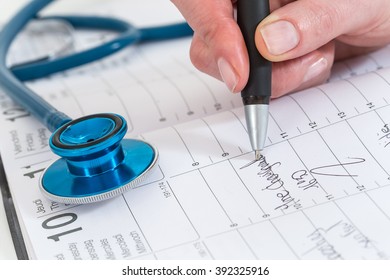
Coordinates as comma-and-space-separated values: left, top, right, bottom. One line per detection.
11, 17, 192, 82
0, 0, 192, 203
0, 0, 70, 131
0, 0, 193, 131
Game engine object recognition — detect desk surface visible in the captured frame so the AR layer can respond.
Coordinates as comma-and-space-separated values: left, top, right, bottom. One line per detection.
0, 0, 108, 260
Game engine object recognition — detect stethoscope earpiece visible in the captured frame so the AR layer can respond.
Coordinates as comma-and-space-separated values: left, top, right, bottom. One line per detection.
39, 113, 158, 204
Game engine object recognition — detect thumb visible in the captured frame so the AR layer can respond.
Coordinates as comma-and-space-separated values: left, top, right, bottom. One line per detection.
255, 0, 388, 62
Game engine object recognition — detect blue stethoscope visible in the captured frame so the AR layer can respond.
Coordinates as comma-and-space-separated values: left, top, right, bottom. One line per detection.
0, 0, 193, 204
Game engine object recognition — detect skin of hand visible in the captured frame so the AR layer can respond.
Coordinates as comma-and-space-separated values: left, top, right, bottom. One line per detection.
171, 0, 390, 98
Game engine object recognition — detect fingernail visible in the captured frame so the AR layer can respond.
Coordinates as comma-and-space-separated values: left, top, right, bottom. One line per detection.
303, 57, 328, 83
217, 58, 238, 92
260, 20, 299, 55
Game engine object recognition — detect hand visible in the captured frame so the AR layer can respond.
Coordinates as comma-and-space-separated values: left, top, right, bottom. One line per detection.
171, 0, 390, 98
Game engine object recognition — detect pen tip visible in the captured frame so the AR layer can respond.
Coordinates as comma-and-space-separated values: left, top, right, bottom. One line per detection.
255, 150, 261, 161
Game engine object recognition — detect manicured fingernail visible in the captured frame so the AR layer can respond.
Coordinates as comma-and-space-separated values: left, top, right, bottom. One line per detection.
303, 57, 328, 83
260, 20, 299, 55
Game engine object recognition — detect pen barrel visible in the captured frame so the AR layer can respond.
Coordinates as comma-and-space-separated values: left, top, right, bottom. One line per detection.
237, 0, 271, 105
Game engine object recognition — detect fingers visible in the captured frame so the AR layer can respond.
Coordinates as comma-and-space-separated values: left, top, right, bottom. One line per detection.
171, 0, 248, 92
256, 0, 390, 62
172, 0, 390, 98
192, 30, 335, 98
334, 41, 383, 61
271, 41, 335, 98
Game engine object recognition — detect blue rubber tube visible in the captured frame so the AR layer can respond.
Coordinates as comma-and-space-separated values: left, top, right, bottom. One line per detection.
0, 0, 72, 131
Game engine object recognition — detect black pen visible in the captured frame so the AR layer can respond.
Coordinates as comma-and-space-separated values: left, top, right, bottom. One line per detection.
237, 0, 271, 160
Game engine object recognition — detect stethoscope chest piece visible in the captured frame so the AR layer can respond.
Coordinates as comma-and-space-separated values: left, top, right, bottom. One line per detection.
39, 113, 158, 204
